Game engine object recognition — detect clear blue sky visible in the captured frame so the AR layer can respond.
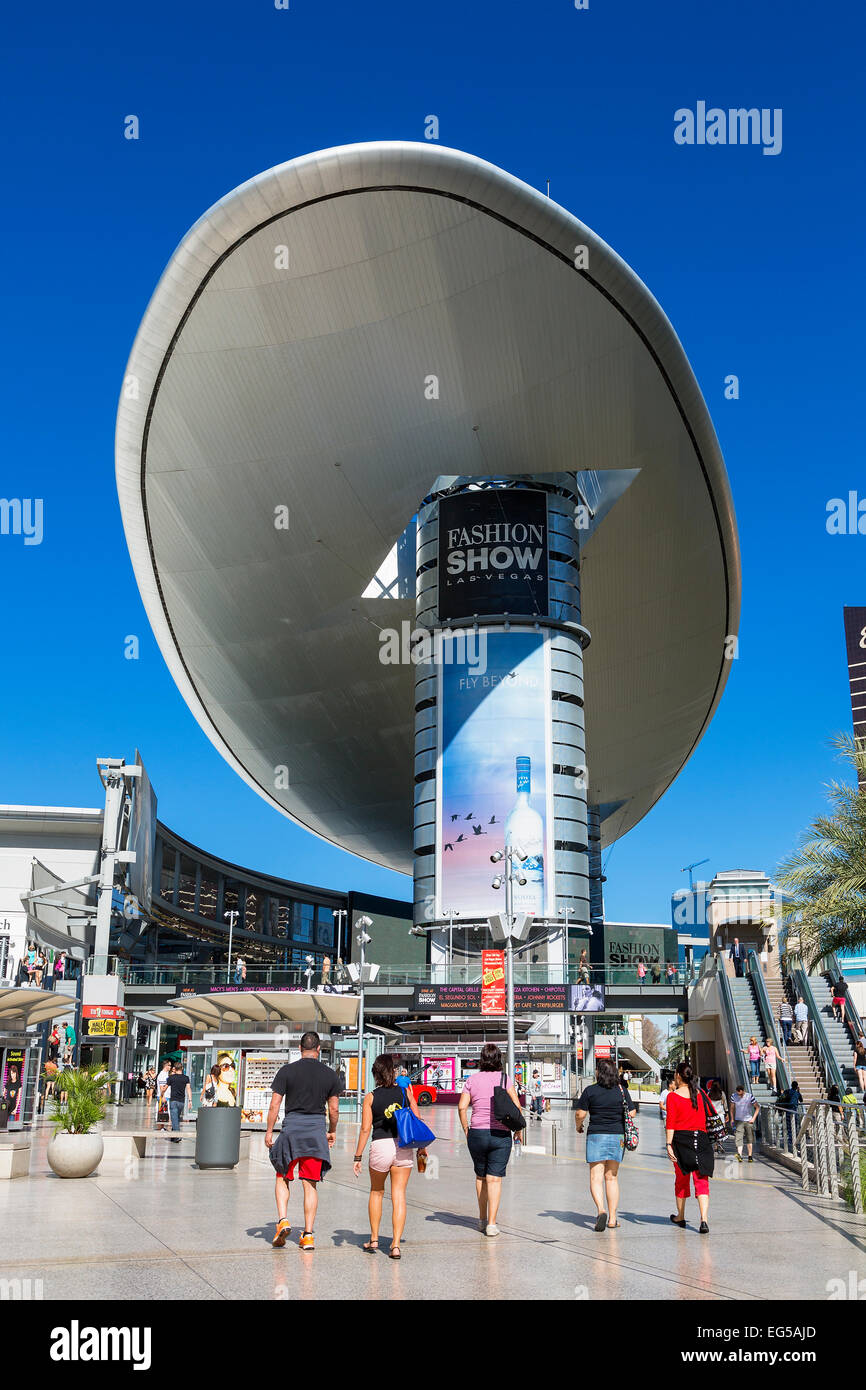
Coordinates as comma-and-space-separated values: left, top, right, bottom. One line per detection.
1, 0, 863, 919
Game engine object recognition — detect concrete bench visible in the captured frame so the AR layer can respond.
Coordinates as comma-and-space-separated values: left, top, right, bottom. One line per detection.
0, 1135, 31, 1179
98, 1128, 251, 1169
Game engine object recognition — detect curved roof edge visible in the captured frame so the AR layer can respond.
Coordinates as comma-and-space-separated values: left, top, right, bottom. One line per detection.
115, 140, 741, 864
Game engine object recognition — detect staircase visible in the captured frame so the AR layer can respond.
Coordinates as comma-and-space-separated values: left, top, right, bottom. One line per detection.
765, 978, 825, 1102
808, 973, 859, 1092
728, 977, 779, 1104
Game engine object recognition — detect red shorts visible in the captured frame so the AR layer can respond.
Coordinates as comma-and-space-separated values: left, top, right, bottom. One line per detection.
277, 1157, 323, 1183
674, 1163, 709, 1199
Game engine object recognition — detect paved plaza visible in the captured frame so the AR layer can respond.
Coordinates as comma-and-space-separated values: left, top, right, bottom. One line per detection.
2, 1102, 863, 1301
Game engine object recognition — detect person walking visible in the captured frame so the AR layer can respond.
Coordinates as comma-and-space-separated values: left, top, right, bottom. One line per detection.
265, 1030, 342, 1251
777, 1079, 803, 1148
745, 1036, 761, 1083
458, 1043, 523, 1237
233, 956, 246, 986
530, 1069, 544, 1120
395, 1066, 411, 1093
666, 962, 676, 986
155, 1058, 171, 1130
166, 1062, 191, 1142
728, 937, 747, 978
853, 1038, 866, 1093
577, 948, 590, 985
665, 1061, 714, 1233
831, 977, 848, 1025
730, 1084, 759, 1162
352, 1053, 428, 1258
761, 1039, 780, 1092
574, 1057, 636, 1231
778, 997, 794, 1048
636, 958, 647, 984
321, 955, 332, 989
793, 996, 810, 1047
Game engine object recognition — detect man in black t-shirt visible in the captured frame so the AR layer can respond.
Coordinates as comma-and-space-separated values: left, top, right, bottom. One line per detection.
166, 1063, 191, 1142
265, 1032, 341, 1250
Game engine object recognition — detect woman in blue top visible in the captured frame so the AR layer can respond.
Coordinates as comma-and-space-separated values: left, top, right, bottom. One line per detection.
574, 1058, 636, 1231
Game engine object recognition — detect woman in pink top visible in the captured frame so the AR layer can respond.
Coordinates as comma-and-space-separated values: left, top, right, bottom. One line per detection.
458, 1043, 524, 1237
761, 1040, 779, 1092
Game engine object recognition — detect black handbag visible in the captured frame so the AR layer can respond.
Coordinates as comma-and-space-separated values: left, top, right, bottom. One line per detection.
492, 1071, 526, 1133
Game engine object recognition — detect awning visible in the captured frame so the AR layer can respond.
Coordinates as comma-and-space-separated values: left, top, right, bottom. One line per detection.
0, 987, 76, 1029
144, 989, 360, 1032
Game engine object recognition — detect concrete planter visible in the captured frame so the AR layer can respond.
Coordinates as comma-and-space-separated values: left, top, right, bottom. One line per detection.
195, 1105, 241, 1169
46, 1131, 104, 1179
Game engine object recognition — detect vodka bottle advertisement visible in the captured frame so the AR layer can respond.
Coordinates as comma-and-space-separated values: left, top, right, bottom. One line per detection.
438, 630, 552, 918
504, 756, 544, 915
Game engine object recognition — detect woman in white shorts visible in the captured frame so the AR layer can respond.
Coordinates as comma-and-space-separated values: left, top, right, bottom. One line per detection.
353, 1053, 428, 1259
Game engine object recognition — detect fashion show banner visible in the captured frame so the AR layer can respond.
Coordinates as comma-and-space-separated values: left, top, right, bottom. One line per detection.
438, 489, 548, 621
436, 629, 555, 919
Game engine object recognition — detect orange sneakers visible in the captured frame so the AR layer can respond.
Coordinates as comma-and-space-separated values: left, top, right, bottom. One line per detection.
271, 1220, 291, 1248
299, 1231, 315, 1251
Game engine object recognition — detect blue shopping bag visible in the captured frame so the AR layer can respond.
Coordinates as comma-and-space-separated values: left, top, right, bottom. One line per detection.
395, 1093, 436, 1149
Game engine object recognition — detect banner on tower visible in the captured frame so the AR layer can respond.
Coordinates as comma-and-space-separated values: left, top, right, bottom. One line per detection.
435, 629, 555, 919
438, 490, 549, 621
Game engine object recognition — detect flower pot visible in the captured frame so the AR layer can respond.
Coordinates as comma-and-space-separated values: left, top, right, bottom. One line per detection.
46, 1131, 104, 1178
195, 1105, 241, 1169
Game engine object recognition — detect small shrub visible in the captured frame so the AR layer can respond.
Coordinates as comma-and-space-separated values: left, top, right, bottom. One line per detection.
46, 1064, 117, 1135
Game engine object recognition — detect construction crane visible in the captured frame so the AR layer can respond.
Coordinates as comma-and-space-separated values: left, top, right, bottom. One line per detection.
681, 858, 709, 891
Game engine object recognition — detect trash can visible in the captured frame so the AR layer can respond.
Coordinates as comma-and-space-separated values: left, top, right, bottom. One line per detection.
195, 1106, 242, 1169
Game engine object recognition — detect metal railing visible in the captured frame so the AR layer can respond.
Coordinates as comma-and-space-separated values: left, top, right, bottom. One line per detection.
117, 959, 697, 991
758, 1098, 865, 1214
787, 962, 845, 1095
745, 950, 791, 1094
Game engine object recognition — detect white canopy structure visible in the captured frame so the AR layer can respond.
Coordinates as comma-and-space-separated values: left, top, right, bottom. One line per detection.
145, 989, 360, 1033
0, 987, 76, 1030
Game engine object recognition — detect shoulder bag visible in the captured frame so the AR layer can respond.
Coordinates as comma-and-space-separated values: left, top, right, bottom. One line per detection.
620, 1085, 639, 1150
395, 1087, 436, 1149
700, 1089, 726, 1144
492, 1072, 526, 1133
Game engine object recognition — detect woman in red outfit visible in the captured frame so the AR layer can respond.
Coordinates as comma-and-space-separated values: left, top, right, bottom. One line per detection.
665, 1061, 714, 1233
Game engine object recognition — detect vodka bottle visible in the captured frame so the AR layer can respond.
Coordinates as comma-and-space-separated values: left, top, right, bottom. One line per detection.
504, 755, 544, 915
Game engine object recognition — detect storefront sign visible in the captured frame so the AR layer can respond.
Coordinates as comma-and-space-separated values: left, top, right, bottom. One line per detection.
438, 490, 548, 621
83, 1005, 127, 1038
413, 983, 584, 1013
481, 950, 505, 1015
422, 1057, 456, 1090
2, 1049, 25, 1121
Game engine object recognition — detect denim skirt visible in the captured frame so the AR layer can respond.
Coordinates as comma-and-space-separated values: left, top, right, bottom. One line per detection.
586, 1132, 625, 1163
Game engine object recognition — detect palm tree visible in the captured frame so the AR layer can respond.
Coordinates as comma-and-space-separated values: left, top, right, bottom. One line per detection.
775, 734, 866, 967
664, 1021, 687, 1068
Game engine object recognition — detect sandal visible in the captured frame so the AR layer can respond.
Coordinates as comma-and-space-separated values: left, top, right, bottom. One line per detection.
362, 1240, 379, 1253
389, 1244, 402, 1259
608, 1222, 620, 1228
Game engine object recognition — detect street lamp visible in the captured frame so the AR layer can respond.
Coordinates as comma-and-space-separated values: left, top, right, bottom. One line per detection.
304, 954, 315, 991
224, 910, 239, 986
442, 908, 460, 981
490, 845, 528, 1091
332, 907, 348, 959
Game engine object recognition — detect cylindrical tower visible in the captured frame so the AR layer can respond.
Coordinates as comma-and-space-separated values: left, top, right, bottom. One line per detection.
412, 474, 591, 949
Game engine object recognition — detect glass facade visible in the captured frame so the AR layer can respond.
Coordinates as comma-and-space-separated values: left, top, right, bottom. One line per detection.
148, 828, 348, 968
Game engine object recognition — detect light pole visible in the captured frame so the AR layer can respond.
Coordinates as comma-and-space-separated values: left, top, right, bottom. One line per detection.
224, 910, 239, 985
443, 908, 460, 982
332, 907, 348, 962
304, 954, 314, 991
491, 845, 528, 1091
354, 916, 373, 1121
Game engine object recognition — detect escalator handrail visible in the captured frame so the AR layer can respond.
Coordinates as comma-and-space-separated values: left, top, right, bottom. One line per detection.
744, 951, 791, 1094
709, 955, 751, 1094
788, 963, 845, 1095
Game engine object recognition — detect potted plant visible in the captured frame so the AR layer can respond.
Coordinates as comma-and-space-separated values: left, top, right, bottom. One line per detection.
45, 1064, 117, 1178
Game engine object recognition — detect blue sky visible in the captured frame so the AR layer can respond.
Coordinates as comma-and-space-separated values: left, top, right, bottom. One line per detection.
1, 0, 863, 920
